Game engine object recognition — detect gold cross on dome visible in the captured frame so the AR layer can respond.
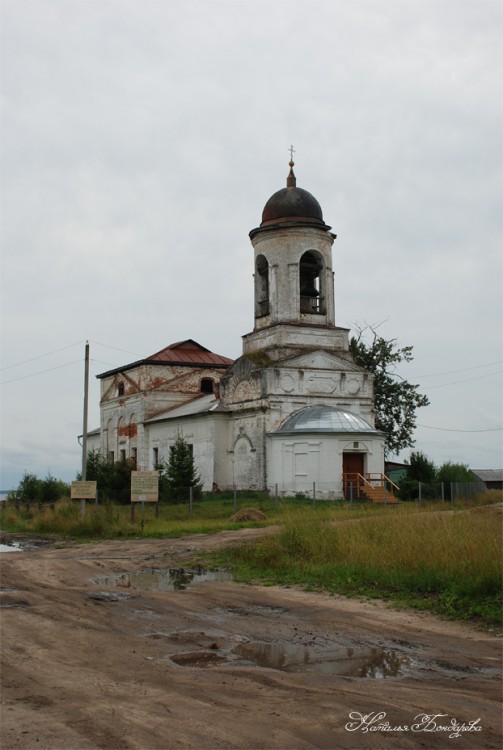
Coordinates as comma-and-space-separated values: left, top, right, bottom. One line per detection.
289, 144, 296, 161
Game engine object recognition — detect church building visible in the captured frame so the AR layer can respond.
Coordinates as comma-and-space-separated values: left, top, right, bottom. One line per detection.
90, 159, 387, 498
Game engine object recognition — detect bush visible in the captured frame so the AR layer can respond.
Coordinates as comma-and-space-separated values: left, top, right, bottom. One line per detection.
437, 462, 475, 484
407, 451, 436, 483
11, 472, 69, 504
82, 450, 135, 504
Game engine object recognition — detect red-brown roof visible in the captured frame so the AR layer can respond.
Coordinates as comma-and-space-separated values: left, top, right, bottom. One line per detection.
96, 339, 233, 379
147, 339, 233, 366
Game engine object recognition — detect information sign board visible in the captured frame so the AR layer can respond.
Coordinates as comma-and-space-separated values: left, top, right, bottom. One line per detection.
131, 471, 159, 502
71, 481, 97, 500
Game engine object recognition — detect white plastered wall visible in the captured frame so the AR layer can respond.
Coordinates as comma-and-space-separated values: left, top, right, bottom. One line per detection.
267, 432, 385, 497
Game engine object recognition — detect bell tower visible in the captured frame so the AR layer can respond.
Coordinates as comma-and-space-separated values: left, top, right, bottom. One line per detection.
243, 158, 349, 360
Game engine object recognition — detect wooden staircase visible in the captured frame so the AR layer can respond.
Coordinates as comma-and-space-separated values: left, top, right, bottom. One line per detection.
343, 472, 400, 504
361, 485, 399, 504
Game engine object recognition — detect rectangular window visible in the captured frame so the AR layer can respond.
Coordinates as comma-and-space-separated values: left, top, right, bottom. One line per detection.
153, 447, 159, 468
120, 449, 126, 462
131, 448, 137, 468
109, 451, 114, 463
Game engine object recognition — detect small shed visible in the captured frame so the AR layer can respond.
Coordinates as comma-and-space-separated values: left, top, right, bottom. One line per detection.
471, 469, 503, 491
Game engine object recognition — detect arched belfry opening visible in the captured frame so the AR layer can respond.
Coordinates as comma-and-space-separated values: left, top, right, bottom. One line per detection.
255, 254, 269, 318
246, 156, 337, 344
299, 250, 325, 314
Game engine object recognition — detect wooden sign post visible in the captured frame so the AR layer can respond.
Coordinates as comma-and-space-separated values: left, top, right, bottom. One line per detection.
71, 481, 97, 516
131, 471, 159, 521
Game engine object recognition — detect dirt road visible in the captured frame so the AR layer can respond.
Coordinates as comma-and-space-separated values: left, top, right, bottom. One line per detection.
1, 529, 501, 750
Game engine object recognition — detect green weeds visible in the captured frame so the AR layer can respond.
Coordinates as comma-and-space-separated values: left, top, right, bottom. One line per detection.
218, 501, 502, 627
2, 492, 501, 627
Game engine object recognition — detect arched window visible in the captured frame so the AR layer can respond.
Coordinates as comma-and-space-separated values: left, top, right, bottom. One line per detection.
200, 377, 214, 394
255, 255, 269, 317
299, 251, 325, 314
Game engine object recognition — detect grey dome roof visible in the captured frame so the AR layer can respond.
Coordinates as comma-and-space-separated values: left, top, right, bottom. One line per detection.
277, 406, 378, 433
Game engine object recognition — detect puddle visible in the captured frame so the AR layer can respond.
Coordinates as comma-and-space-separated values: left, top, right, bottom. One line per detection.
170, 651, 228, 668
86, 591, 135, 602
91, 567, 233, 592
224, 605, 287, 617
0, 543, 22, 553
233, 641, 412, 678
0, 593, 30, 608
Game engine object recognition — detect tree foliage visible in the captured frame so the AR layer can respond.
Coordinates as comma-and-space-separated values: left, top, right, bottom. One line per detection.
398, 453, 478, 500
349, 325, 429, 455
81, 450, 135, 505
436, 461, 475, 484
163, 434, 203, 502
11, 471, 69, 503
407, 451, 437, 483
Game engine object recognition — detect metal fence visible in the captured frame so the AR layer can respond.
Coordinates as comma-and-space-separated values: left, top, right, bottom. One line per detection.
5, 480, 489, 519
404, 480, 487, 504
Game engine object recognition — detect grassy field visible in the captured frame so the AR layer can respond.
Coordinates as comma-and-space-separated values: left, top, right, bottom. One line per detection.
214, 496, 502, 628
1, 491, 501, 627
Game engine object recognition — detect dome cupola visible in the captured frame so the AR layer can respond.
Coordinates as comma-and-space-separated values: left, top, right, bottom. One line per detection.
257, 159, 330, 231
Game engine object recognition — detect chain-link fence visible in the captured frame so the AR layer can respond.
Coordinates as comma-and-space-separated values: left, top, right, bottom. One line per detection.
399, 480, 487, 503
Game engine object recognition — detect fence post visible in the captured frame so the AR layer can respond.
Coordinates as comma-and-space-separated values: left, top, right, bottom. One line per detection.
189, 486, 193, 518
450, 482, 454, 502
419, 481, 422, 507
275, 483, 278, 512
384, 480, 387, 505
349, 482, 353, 506
441, 482, 444, 503
313, 482, 316, 507
233, 484, 237, 513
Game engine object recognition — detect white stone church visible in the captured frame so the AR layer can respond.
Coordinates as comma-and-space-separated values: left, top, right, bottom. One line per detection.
88, 160, 387, 498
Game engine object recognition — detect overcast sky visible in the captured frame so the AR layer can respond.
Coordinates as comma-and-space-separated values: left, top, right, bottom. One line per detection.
1, 0, 502, 489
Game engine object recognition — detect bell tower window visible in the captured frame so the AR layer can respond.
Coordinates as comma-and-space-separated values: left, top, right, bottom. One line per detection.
255, 255, 270, 317
299, 251, 325, 314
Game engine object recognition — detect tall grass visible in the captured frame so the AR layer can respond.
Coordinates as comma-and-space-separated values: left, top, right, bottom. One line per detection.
2, 492, 502, 625
221, 504, 502, 627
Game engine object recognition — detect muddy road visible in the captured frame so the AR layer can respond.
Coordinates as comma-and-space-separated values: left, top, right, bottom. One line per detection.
1, 529, 501, 750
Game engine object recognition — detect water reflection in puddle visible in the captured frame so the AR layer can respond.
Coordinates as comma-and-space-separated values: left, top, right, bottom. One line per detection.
233, 641, 411, 678
0, 543, 22, 553
92, 567, 233, 592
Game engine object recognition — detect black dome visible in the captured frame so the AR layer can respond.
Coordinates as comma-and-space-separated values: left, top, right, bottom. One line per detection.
261, 186, 324, 226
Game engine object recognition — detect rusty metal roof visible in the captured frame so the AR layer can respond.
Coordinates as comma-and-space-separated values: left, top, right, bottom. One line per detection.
147, 339, 233, 366
261, 186, 325, 226
249, 165, 333, 239
96, 339, 233, 379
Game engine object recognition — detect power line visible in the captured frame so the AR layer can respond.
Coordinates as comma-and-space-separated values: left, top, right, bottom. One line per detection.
0, 360, 83, 385
0, 341, 84, 372
90, 340, 140, 357
408, 360, 503, 379
418, 424, 502, 433
421, 370, 502, 390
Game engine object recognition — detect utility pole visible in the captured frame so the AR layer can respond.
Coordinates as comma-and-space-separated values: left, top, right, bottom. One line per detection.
81, 341, 90, 515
